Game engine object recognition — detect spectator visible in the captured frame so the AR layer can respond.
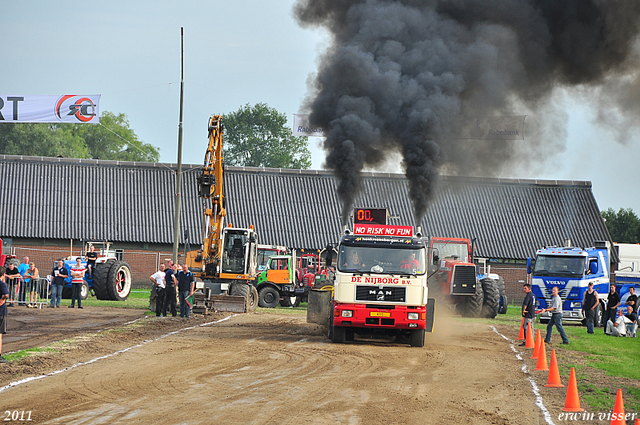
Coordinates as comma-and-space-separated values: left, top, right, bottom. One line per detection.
69, 257, 86, 309
625, 286, 637, 314
177, 264, 195, 319
603, 284, 620, 334
544, 286, 569, 345
606, 306, 637, 337
5, 263, 20, 307
0, 266, 9, 362
163, 263, 178, 317
582, 282, 599, 334
149, 264, 166, 317
49, 259, 68, 308
519, 282, 535, 346
85, 245, 98, 279
18, 257, 30, 306
25, 262, 40, 308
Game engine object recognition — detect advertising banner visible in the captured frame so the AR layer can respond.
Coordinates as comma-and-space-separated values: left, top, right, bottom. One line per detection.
0, 95, 100, 124
292, 113, 326, 137
353, 224, 413, 237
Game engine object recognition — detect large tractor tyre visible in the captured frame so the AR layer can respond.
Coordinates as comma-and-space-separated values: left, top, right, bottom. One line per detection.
457, 282, 484, 317
258, 286, 280, 308
410, 329, 426, 347
481, 278, 500, 319
92, 261, 114, 300
105, 260, 132, 301
498, 294, 508, 315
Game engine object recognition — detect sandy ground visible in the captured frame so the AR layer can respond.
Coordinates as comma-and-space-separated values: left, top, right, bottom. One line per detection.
0, 307, 619, 425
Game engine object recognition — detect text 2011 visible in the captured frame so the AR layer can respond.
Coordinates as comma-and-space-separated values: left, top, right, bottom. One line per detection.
3, 411, 32, 421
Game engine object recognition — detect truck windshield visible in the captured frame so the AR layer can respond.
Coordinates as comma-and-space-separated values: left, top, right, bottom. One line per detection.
533, 255, 585, 277
338, 246, 426, 275
432, 241, 469, 263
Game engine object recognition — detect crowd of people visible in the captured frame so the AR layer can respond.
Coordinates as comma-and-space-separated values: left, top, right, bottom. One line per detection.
149, 261, 195, 319
520, 282, 638, 346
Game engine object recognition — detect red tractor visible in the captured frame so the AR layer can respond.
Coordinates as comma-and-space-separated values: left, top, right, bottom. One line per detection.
0, 238, 17, 268
426, 237, 503, 318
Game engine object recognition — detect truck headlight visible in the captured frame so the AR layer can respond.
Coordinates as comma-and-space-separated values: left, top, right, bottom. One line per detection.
341, 310, 353, 318
571, 302, 581, 308
407, 313, 419, 320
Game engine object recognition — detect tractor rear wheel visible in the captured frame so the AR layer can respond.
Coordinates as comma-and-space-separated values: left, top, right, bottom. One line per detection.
258, 286, 280, 308
92, 261, 114, 300
106, 260, 132, 301
248, 285, 258, 312
230, 282, 254, 312
481, 278, 500, 319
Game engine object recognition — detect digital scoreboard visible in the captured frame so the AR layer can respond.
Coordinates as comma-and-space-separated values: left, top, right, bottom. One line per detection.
353, 208, 388, 225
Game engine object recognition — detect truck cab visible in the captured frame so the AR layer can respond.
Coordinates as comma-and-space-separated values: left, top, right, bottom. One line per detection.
530, 242, 610, 323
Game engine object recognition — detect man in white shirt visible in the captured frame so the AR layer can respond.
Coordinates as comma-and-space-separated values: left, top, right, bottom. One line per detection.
149, 263, 166, 317
606, 306, 637, 337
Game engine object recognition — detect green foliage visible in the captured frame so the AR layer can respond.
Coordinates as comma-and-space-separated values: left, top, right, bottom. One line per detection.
0, 111, 159, 162
222, 103, 312, 169
601, 208, 640, 243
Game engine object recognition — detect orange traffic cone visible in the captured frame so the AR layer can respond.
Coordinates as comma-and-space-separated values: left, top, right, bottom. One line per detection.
531, 329, 542, 359
518, 317, 525, 340
611, 388, 625, 425
634, 418, 639, 425
525, 322, 535, 348
562, 367, 584, 412
545, 350, 564, 387
534, 336, 549, 371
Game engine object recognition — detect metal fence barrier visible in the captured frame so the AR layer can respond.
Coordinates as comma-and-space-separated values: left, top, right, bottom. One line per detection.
5, 277, 50, 309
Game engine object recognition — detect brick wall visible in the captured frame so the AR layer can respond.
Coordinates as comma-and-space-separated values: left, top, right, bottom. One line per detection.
489, 264, 529, 306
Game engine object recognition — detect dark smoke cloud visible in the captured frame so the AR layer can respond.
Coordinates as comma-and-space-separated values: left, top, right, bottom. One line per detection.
294, 0, 640, 224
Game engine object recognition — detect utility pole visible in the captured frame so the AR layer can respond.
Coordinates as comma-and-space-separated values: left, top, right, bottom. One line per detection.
172, 27, 185, 264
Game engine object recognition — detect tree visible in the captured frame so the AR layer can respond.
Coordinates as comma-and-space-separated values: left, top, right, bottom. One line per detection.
222, 103, 311, 169
601, 208, 640, 243
0, 111, 159, 162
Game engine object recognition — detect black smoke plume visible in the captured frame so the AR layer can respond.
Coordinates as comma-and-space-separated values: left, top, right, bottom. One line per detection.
294, 0, 640, 224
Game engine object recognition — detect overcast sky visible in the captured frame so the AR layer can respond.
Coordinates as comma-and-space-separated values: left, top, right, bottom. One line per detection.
3, 0, 640, 215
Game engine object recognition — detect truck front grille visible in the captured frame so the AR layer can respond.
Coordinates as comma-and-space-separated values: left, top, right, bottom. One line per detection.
451, 265, 477, 295
356, 285, 406, 303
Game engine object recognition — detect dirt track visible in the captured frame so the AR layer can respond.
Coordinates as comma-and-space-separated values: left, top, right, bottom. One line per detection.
0, 308, 596, 424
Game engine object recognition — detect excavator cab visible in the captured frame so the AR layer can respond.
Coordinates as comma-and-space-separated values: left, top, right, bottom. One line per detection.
221, 228, 258, 276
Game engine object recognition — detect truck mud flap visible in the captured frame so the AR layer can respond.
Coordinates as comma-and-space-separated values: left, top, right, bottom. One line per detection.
426, 298, 436, 333
307, 289, 332, 326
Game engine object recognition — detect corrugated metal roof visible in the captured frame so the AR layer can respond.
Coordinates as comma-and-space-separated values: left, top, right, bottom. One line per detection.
0, 155, 612, 259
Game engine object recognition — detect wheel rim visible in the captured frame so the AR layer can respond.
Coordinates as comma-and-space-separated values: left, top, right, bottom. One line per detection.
264, 291, 276, 304
115, 266, 132, 298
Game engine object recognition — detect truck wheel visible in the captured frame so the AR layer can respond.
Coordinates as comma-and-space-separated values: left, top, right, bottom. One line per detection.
595, 303, 604, 327
230, 283, 254, 312
106, 260, 132, 301
481, 278, 499, 319
258, 286, 280, 308
92, 261, 113, 300
280, 295, 298, 307
248, 285, 258, 312
81, 282, 90, 300
410, 329, 425, 347
331, 325, 346, 343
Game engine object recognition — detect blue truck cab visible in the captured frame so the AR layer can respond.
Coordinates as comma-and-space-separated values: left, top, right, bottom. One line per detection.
529, 242, 611, 324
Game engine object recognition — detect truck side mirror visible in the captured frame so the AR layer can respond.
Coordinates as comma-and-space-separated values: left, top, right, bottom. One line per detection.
527, 257, 532, 274
432, 248, 440, 265
589, 260, 598, 275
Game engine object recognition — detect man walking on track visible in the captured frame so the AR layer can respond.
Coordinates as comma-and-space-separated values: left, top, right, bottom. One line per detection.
520, 282, 535, 346
544, 286, 569, 345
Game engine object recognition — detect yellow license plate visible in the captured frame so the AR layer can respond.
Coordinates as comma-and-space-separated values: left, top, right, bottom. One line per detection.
370, 312, 391, 317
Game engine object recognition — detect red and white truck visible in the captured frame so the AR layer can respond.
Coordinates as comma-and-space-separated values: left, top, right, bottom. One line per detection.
329, 223, 436, 347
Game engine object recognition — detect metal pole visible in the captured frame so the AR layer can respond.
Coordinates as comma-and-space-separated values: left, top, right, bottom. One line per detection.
172, 27, 185, 265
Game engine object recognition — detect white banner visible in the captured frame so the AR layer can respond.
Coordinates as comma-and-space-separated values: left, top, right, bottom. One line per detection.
292, 113, 326, 137
0, 95, 100, 124
456, 115, 526, 140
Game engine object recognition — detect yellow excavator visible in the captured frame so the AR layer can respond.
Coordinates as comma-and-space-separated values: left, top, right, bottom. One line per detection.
186, 115, 259, 313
